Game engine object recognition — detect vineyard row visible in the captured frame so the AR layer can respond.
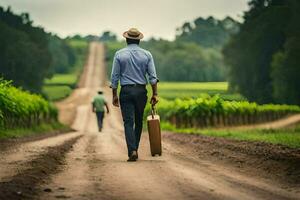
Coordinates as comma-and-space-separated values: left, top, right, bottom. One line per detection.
145, 95, 300, 128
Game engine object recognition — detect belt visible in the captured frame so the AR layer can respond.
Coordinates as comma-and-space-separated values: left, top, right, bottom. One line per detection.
121, 84, 146, 88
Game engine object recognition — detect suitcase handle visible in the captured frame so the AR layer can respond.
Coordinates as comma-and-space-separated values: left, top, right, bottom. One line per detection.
151, 105, 156, 119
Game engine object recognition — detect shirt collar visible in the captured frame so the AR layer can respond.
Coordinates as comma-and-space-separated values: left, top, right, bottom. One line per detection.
127, 44, 139, 49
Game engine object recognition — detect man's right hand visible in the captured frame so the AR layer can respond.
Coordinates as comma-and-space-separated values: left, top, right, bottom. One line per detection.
150, 95, 159, 106
112, 95, 119, 107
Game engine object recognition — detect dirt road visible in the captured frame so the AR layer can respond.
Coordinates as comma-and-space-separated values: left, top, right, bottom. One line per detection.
0, 42, 299, 200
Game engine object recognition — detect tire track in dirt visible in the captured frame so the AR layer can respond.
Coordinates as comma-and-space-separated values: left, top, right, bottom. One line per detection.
163, 152, 297, 200
0, 135, 82, 200
38, 106, 105, 200
164, 132, 300, 188
0, 132, 81, 182
37, 134, 98, 200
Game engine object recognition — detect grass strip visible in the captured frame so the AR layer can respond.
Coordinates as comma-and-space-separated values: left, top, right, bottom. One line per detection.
0, 122, 69, 139
161, 122, 300, 148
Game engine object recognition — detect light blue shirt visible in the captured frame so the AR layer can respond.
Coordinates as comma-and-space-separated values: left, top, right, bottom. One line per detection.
110, 44, 159, 89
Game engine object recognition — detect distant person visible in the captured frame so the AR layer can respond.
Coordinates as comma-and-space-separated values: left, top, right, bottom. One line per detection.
92, 91, 109, 132
110, 28, 159, 162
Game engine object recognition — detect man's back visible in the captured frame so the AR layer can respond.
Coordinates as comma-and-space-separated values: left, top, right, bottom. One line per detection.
110, 44, 158, 88
93, 94, 105, 112
117, 44, 149, 81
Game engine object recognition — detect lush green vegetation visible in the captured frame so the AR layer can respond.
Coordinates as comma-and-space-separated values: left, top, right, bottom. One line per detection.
66, 39, 89, 74
0, 7, 88, 99
145, 95, 300, 128
142, 40, 226, 82
0, 79, 58, 130
0, 7, 51, 93
0, 7, 78, 94
223, 0, 300, 105
162, 122, 300, 148
43, 39, 88, 101
149, 82, 245, 101
47, 34, 75, 74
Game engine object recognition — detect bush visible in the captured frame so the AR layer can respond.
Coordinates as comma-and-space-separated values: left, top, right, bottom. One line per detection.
0, 79, 57, 129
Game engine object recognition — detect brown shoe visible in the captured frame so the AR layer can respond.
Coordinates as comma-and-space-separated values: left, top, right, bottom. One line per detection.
127, 151, 138, 162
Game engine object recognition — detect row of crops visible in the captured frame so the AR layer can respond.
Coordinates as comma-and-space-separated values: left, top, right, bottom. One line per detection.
0, 79, 58, 129
146, 95, 300, 128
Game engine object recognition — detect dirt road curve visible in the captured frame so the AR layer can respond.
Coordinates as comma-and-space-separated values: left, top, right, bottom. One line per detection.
0, 42, 299, 200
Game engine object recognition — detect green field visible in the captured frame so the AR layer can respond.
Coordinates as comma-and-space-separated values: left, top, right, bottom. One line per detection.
43, 73, 77, 101
44, 74, 78, 86
68, 39, 89, 49
146, 82, 246, 101
43, 73, 79, 101
162, 122, 300, 148
43, 85, 73, 101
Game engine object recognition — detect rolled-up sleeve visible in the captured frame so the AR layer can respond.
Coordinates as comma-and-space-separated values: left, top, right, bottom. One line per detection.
146, 53, 159, 85
110, 53, 120, 89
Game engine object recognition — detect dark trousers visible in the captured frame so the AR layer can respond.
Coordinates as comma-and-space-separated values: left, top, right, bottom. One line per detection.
96, 111, 104, 131
120, 86, 147, 157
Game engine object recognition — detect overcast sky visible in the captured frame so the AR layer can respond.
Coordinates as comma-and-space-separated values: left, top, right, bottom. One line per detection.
0, 0, 249, 40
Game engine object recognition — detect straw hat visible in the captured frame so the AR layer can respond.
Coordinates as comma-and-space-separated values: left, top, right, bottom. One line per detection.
123, 28, 144, 40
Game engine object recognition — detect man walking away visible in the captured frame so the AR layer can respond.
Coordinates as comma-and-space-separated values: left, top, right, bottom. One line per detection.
92, 91, 109, 132
110, 28, 159, 162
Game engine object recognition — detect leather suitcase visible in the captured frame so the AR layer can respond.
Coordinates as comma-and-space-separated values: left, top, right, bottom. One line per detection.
147, 106, 162, 156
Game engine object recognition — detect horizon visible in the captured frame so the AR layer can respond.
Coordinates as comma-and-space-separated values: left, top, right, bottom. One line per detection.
0, 0, 248, 40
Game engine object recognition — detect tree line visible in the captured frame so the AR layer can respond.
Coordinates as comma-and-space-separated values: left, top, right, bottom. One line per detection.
223, 0, 300, 105
0, 7, 78, 93
104, 16, 239, 83
176, 16, 239, 48
142, 40, 226, 82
